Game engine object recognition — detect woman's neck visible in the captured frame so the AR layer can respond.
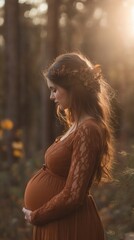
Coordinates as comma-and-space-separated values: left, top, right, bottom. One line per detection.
73, 113, 93, 125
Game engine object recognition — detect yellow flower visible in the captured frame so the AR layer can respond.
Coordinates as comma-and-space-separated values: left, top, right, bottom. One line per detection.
0, 129, 3, 139
13, 150, 23, 158
1, 119, 14, 130
119, 150, 128, 157
12, 141, 24, 150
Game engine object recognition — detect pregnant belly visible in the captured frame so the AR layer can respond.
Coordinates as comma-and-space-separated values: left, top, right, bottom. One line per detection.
24, 168, 65, 211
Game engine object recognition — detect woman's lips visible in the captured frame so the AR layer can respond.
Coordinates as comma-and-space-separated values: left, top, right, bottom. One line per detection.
55, 102, 59, 106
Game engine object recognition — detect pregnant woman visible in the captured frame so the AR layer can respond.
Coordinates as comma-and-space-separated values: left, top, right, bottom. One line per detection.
23, 52, 114, 240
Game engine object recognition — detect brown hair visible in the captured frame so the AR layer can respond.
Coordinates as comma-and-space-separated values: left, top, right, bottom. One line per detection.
44, 52, 115, 183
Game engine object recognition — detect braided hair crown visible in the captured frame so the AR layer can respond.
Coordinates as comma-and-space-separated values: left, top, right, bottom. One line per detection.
46, 53, 102, 95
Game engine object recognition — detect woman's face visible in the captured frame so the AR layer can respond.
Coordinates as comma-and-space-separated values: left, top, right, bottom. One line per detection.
47, 78, 70, 110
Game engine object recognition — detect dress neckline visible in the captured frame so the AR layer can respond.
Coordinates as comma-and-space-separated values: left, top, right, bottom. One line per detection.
55, 117, 95, 143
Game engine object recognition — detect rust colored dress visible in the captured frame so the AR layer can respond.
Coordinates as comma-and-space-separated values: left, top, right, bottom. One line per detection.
24, 119, 105, 240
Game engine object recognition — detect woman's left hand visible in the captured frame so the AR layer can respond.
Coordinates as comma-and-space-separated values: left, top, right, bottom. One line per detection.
22, 207, 32, 223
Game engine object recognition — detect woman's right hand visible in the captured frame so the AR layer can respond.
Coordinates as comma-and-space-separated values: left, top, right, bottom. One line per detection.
22, 207, 32, 223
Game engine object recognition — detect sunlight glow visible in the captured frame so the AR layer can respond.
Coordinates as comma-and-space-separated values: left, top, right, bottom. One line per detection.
127, 5, 134, 37
32, 17, 46, 25
93, 8, 108, 28
93, 8, 103, 19
19, 0, 27, 3
120, 2, 134, 46
24, 4, 47, 25
32, 18, 41, 25
0, 17, 4, 26
29, 8, 38, 17
100, 16, 108, 28
76, 2, 84, 11
24, 8, 38, 18
130, 6, 134, 23
59, 13, 67, 27
38, 3, 48, 13
28, 0, 43, 4
24, 11, 29, 18
123, 0, 128, 7
19, 0, 46, 5
0, 0, 4, 8
0, 35, 4, 47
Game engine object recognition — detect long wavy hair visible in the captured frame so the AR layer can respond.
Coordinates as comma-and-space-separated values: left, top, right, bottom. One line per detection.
44, 52, 115, 183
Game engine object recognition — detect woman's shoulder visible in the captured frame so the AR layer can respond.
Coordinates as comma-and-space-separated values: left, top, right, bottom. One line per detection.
74, 117, 105, 140
77, 117, 100, 131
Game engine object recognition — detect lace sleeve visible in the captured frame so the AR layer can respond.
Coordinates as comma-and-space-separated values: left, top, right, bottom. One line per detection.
31, 122, 102, 226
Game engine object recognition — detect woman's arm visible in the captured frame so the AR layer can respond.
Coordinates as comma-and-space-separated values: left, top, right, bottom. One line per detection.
30, 122, 102, 226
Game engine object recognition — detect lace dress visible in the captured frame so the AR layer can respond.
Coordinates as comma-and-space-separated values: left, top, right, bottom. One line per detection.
24, 119, 105, 240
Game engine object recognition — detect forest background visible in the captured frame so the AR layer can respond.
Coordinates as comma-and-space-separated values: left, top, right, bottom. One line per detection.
0, 0, 134, 239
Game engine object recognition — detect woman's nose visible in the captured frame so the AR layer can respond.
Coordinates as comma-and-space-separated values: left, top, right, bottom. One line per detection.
50, 92, 55, 100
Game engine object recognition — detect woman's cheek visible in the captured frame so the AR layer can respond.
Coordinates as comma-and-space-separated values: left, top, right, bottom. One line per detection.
54, 91, 58, 98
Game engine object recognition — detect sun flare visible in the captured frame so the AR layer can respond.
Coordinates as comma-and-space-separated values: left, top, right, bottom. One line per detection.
130, 6, 134, 22
129, 6, 134, 36
121, 3, 134, 41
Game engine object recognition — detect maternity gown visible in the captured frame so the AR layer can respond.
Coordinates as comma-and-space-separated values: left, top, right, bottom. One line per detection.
24, 119, 105, 240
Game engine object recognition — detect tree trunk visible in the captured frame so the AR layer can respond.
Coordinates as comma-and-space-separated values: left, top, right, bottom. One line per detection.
4, 0, 20, 162
5, 0, 20, 124
41, 0, 61, 151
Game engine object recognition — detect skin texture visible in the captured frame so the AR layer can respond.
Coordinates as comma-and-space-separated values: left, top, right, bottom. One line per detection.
22, 207, 32, 223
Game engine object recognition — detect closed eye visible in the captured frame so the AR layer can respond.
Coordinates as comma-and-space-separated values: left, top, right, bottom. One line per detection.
52, 89, 56, 93
49, 87, 57, 93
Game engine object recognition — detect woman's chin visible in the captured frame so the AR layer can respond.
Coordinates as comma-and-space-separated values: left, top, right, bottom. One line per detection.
56, 103, 67, 111
58, 104, 68, 111
59, 105, 64, 110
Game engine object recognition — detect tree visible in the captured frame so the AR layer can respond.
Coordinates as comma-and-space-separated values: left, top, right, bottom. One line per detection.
40, 0, 61, 150
4, 0, 20, 162
4, 0, 20, 124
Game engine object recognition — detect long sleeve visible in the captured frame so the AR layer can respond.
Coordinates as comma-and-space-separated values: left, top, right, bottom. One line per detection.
31, 122, 103, 226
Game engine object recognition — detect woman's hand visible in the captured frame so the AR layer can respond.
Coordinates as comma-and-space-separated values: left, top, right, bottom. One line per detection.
22, 207, 32, 223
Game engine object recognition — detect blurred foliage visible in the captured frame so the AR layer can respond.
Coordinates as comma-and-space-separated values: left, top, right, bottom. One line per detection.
0, 119, 44, 239
93, 146, 134, 240
0, 135, 44, 239
0, 119, 24, 163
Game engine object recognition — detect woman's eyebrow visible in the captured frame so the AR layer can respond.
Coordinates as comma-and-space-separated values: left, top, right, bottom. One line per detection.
49, 86, 55, 90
